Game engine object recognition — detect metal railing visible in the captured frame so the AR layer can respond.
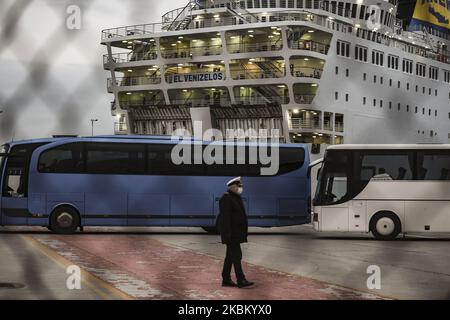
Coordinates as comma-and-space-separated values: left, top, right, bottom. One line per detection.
291, 67, 323, 79
289, 40, 330, 55
232, 70, 285, 80
323, 120, 333, 131
103, 52, 158, 64
335, 123, 344, 133
109, 76, 162, 89
161, 45, 223, 59
114, 122, 129, 134
169, 98, 231, 107
294, 94, 315, 104
289, 119, 321, 130
102, 23, 164, 39
235, 96, 289, 105
227, 42, 283, 54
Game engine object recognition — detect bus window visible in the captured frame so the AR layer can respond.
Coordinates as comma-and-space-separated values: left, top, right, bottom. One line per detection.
4, 143, 47, 197
39, 143, 84, 173
356, 151, 414, 181
86, 143, 145, 175
417, 151, 450, 180
316, 150, 350, 205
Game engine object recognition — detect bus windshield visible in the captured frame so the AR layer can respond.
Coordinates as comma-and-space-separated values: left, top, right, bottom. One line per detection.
315, 150, 351, 206
0, 144, 9, 172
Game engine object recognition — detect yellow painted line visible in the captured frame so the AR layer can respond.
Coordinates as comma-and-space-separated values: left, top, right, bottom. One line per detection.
21, 235, 134, 300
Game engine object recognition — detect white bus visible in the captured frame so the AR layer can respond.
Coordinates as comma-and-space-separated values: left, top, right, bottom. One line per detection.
310, 145, 450, 240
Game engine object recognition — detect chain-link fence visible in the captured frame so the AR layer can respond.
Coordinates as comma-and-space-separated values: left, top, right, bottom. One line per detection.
0, 0, 186, 143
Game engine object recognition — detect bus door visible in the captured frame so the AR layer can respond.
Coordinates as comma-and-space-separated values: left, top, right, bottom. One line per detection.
1, 149, 30, 225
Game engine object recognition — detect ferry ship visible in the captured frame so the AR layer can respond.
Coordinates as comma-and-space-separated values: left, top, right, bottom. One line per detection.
101, 0, 449, 157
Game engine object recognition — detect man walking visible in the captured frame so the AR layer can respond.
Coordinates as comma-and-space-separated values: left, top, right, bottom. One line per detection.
218, 177, 254, 288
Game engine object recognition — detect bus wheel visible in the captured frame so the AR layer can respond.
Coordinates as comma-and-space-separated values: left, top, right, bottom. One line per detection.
50, 207, 80, 234
202, 227, 219, 235
370, 212, 401, 241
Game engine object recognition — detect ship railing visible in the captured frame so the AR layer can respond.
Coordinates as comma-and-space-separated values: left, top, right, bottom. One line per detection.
291, 67, 323, 79
165, 71, 226, 84
235, 96, 289, 105
109, 76, 162, 88
335, 123, 344, 133
169, 98, 232, 107
104, 52, 158, 65
289, 119, 321, 130
289, 40, 330, 55
161, 45, 223, 59
114, 122, 129, 134
232, 70, 285, 80
323, 121, 333, 131
293, 94, 315, 104
227, 42, 283, 54
102, 23, 164, 40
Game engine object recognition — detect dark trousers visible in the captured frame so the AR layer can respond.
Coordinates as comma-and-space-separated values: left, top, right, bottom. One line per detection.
222, 242, 245, 282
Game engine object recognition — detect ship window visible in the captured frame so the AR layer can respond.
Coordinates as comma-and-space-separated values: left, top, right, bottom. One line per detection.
429, 66, 438, 80
346, 69, 349, 77
407, 83, 410, 90
335, 92, 338, 100
371, 50, 384, 66
363, 73, 366, 81
416, 63, 426, 77
331, 1, 337, 13
373, 75, 376, 83
444, 70, 450, 83
415, 106, 418, 113
398, 103, 401, 111
351, 4, 357, 18
262, 0, 268, 7
288, 0, 295, 8
380, 76, 383, 84
335, 66, 339, 75
373, 99, 376, 107
296, 0, 303, 8
269, 0, 276, 8
388, 54, 399, 70
402, 59, 413, 74
355, 45, 367, 62
280, 0, 286, 7
363, 97, 366, 105
305, 0, 312, 8
345, 94, 349, 102
359, 5, 366, 19
337, 40, 350, 58
389, 101, 392, 109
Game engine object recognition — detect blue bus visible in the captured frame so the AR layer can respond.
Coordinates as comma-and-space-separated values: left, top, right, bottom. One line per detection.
0, 136, 311, 234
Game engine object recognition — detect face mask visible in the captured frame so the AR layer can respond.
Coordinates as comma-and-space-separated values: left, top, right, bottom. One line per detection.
237, 187, 243, 195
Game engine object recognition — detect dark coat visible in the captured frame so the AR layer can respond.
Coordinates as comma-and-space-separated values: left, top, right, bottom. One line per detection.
217, 191, 248, 244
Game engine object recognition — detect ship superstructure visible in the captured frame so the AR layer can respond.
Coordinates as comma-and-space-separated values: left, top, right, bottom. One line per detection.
101, 0, 449, 155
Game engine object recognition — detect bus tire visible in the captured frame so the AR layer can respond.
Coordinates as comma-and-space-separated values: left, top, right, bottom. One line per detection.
50, 206, 80, 234
202, 227, 219, 235
370, 212, 401, 241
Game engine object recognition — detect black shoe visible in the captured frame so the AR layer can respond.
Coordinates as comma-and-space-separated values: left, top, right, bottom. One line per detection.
222, 279, 238, 287
237, 280, 254, 288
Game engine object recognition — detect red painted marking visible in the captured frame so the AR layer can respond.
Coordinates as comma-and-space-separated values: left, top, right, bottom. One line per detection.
34, 235, 384, 300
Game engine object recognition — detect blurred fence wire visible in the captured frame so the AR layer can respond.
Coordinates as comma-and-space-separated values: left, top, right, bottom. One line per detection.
0, 0, 125, 141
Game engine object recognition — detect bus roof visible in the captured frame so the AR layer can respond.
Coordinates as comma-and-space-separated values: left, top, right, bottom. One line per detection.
328, 144, 450, 150
4, 136, 307, 149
